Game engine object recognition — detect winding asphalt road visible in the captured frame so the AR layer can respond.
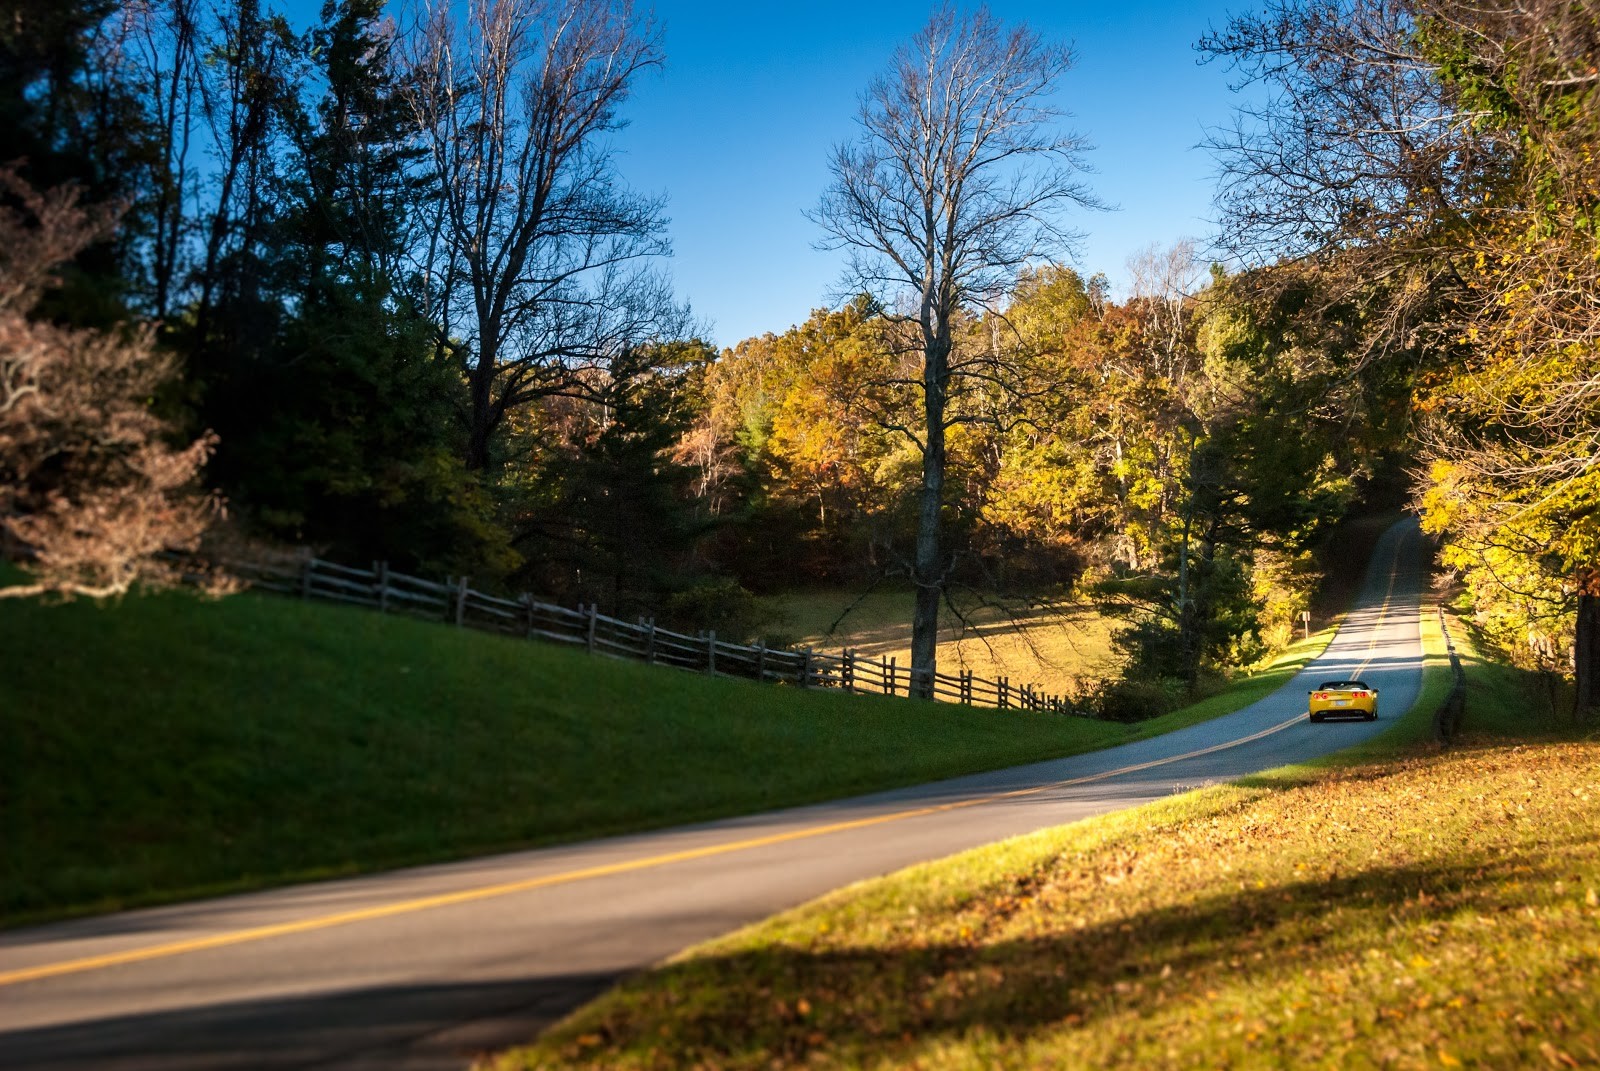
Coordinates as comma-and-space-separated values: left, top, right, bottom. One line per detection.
0, 519, 1426, 1070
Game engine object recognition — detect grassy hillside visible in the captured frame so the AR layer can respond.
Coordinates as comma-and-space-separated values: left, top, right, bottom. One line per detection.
496, 613, 1600, 1070
769, 588, 1118, 698
0, 579, 1325, 927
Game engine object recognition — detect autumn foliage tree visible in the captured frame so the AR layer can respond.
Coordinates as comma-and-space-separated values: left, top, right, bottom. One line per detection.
1413, 0, 1600, 720
1205, 0, 1600, 719
0, 168, 215, 598
982, 257, 1360, 689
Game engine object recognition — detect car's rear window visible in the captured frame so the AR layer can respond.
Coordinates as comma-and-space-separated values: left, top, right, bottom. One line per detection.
1317, 680, 1370, 690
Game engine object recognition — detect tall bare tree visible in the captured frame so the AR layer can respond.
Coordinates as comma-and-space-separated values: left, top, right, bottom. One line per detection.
406, 0, 679, 473
814, 4, 1101, 696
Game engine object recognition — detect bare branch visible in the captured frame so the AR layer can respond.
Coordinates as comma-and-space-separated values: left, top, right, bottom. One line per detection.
402, 0, 681, 471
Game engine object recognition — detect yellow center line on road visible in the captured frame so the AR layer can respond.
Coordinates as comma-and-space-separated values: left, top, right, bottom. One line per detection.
1349, 533, 1406, 679
0, 714, 1297, 989
2, 534, 1416, 991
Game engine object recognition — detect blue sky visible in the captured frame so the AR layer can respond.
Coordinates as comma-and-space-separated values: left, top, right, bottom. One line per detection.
611, 1, 1250, 347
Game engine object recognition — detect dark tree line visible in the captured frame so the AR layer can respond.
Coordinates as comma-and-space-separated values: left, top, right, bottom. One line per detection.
2, 0, 697, 605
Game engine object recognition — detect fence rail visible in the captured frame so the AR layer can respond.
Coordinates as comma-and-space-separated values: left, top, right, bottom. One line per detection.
231, 555, 1078, 715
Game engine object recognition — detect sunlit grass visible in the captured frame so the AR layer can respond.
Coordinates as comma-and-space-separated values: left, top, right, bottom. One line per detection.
491, 607, 1600, 1070
768, 588, 1119, 696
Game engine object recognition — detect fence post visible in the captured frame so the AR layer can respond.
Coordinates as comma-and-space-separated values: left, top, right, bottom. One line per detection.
586, 604, 599, 655
999, 677, 1009, 709
757, 641, 768, 682
707, 630, 717, 675
522, 594, 536, 639
375, 561, 389, 613
453, 576, 469, 626
646, 618, 657, 664
1435, 605, 1467, 742
801, 648, 813, 689
842, 650, 854, 693
886, 656, 896, 697
299, 557, 315, 600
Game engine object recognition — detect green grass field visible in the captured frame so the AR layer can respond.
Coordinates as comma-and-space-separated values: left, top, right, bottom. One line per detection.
0, 577, 1327, 928
769, 588, 1119, 698
494, 611, 1600, 1070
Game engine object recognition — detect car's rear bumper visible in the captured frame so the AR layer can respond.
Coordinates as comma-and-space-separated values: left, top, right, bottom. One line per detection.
1308, 703, 1377, 718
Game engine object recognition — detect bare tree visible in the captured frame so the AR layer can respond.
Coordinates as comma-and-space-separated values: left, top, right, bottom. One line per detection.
405, 0, 680, 473
119, 0, 206, 320
1198, 0, 1476, 372
1200, 0, 1460, 266
813, 4, 1101, 696
1126, 240, 1205, 382
0, 167, 216, 599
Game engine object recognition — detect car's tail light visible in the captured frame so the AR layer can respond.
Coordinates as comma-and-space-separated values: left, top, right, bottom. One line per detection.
1313, 692, 1327, 700
1352, 691, 1369, 698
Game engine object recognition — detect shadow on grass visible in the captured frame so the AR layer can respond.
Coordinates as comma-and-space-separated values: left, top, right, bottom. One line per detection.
534, 840, 1588, 1068
1450, 615, 1587, 739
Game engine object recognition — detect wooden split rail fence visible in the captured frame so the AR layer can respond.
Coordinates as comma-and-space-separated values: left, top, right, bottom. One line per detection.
234, 555, 1078, 715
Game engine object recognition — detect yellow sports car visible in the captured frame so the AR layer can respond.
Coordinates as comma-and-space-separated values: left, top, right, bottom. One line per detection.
1308, 679, 1379, 722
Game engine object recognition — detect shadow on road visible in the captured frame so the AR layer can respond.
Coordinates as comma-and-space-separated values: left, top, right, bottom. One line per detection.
0, 972, 625, 1071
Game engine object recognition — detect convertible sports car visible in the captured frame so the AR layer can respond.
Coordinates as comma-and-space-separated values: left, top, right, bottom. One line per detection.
1308, 679, 1379, 722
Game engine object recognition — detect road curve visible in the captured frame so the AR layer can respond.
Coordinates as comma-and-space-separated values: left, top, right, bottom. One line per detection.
0, 519, 1427, 1070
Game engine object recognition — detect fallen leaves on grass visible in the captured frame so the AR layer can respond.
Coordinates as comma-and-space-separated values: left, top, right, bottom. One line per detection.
488, 742, 1600, 1070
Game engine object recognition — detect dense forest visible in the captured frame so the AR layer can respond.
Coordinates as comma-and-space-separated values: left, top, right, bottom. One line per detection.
1, 0, 1594, 715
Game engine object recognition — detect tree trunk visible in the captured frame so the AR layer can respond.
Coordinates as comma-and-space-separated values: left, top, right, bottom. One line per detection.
1176, 491, 1194, 682
465, 352, 496, 472
1184, 524, 1219, 690
1575, 588, 1600, 725
910, 332, 949, 699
